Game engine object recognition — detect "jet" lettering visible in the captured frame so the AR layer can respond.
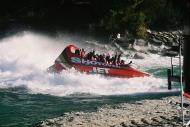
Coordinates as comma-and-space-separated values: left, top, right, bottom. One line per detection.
92, 67, 109, 74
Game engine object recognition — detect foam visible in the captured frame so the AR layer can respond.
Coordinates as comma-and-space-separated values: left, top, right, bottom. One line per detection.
0, 31, 178, 96
125, 54, 182, 70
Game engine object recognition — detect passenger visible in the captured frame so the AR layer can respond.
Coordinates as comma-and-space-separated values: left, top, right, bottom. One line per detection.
120, 60, 125, 65
98, 55, 102, 62
102, 54, 106, 63
98, 54, 104, 63
80, 48, 85, 58
109, 56, 115, 64
92, 50, 95, 56
86, 50, 95, 60
112, 52, 118, 65
86, 52, 92, 60
117, 53, 122, 65
75, 49, 80, 55
91, 50, 96, 60
96, 54, 100, 62
106, 54, 110, 64
92, 55, 96, 61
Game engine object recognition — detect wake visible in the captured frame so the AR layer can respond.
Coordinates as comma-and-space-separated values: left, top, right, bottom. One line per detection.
0, 31, 179, 96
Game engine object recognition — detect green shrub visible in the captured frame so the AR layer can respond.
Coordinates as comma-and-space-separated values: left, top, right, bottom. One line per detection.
135, 12, 148, 39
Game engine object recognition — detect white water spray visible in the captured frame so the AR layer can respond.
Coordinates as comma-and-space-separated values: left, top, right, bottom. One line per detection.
0, 31, 177, 96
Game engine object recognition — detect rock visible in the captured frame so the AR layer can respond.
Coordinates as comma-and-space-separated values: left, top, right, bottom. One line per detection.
148, 45, 160, 54
75, 112, 81, 116
133, 53, 146, 59
151, 38, 163, 46
162, 50, 178, 57
132, 43, 149, 53
33, 121, 44, 127
120, 122, 127, 127
111, 30, 183, 57
67, 116, 74, 122
134, 39, 148, 46
35, 96, 186, 127
45, 119, 56, 125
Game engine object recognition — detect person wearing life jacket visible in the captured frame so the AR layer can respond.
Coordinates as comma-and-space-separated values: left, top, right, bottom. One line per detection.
102, 54, 106, 63
86, 49, 95, 60
106, 54, 110, 64
80, 48, 85, 58
112, 52, 118, 65
117, 52, 122, 65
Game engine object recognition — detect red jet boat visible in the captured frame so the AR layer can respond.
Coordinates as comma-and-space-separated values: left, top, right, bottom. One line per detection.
48, 45, 150, 78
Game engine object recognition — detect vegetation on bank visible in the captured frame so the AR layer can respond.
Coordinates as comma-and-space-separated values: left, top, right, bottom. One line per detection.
97, 0, 189, 38
0, 0, 189, 37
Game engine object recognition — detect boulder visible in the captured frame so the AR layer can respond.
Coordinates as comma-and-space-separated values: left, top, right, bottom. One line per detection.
151, 38, 163, 46
133, 53, 147, 59
162, 50, 178, 57
134, 39, 148, 46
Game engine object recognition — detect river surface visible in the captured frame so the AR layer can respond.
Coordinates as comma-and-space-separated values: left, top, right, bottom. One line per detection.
0, 31, 181, 127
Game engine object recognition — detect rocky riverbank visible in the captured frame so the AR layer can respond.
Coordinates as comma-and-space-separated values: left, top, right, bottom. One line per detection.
113, 30, 184, 59
35, 96, 190, 127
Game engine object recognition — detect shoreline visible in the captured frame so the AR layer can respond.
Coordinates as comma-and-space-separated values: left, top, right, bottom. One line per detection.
36, 96, 190, 127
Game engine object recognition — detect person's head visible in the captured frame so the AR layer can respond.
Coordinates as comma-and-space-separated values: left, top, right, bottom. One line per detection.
121, 60, 125, 64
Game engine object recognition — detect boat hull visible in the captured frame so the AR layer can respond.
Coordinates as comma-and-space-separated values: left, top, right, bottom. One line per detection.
48, 45, 150, 78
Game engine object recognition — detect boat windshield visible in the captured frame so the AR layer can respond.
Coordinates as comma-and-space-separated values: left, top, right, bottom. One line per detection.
70, 46, 77, 54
